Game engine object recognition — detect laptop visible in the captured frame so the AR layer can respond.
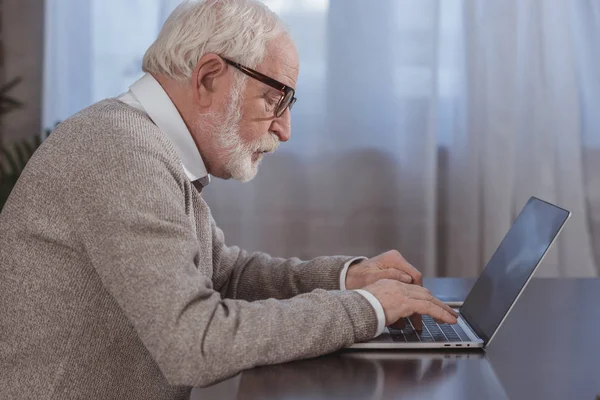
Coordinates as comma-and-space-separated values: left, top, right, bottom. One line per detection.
350, 196, 571, 349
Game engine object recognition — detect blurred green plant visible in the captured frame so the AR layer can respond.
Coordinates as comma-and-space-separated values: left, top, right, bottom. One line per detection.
0, 133, 45, 211
0, 76, 23, 115
0, 76, 55, 211
0, 126, 53, 211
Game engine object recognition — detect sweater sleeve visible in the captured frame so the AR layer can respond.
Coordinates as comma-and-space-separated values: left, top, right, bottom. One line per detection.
75, 129, 378, 387
210, 220, 357, 301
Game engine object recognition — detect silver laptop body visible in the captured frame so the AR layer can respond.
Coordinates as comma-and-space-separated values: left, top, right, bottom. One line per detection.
350, 196, 571, 349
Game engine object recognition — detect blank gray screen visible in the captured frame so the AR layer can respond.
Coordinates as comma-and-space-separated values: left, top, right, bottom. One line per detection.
460, 197, 570, 341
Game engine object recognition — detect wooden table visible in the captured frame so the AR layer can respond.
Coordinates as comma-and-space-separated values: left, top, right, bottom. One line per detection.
192, 278, 600, 399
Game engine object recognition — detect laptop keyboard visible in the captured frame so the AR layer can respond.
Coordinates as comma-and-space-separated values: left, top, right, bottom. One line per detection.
388, 315, 471, 342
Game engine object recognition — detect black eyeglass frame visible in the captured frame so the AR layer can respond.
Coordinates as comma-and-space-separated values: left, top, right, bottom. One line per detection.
222, 57, 297, 118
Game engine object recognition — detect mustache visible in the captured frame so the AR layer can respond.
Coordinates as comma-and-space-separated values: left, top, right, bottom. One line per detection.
254, 132, 280, 153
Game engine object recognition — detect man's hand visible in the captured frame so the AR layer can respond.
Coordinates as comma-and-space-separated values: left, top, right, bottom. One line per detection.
346, 250, 422, 290
363, 279, 458, 329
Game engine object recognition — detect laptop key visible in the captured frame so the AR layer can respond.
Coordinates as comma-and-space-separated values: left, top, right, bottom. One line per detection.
420, 299, 478, 343
390, 333, 406, 342
431, 332, 448, 342
417, 331, 435, 342
440, 325, 458, 334
440, 325, 465, 342
426, 324, 443, 334
423, 326, 449, 342
401, 328, 420, 342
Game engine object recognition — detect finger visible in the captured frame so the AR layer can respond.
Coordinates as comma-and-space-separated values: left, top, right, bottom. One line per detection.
410, 299, 458, 324
376, 268, 412, 284
428, 295, 459, 318
406, 290, 426, 330
389, 318, 406, 330
410, 313, 422, 331
407, 289, 459, 318
389, 251, 423, 287
405, 284, 431, 294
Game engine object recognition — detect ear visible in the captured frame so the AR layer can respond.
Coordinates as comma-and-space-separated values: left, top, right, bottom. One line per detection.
192, 54, 229, 108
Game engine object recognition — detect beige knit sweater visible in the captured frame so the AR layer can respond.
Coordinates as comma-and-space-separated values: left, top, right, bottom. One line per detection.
0, 99, 377, 399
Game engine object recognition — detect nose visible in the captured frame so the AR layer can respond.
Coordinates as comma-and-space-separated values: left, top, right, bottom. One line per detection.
270, 108, 291, 143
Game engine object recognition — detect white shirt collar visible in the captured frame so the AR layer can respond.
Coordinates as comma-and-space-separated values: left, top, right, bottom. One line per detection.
117, 73, 210, 186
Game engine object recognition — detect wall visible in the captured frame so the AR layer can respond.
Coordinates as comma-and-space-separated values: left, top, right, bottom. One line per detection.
0, 0, 44, 144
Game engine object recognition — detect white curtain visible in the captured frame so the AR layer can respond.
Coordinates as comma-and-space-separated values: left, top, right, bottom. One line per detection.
44, 0, 599, 277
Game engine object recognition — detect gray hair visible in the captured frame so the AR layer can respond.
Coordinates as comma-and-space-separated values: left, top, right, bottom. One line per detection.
142, 0, 287, 81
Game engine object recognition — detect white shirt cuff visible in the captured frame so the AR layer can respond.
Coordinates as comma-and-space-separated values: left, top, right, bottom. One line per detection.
339, 257, 368, 291
355, 289, 386, 337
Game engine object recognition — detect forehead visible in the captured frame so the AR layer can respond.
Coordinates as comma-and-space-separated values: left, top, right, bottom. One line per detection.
257, 36, 299, 89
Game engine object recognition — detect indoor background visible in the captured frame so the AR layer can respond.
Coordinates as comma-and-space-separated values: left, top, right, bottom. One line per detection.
2, 0, 599, 278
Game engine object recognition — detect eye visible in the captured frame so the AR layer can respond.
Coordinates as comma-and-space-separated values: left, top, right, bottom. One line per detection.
264, 94, 278, 111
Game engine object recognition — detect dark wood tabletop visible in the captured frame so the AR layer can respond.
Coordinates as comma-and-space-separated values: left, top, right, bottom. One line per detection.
192, 278, 600, 400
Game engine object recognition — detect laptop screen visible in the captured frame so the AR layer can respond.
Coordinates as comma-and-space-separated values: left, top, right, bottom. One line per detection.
460, 197, 570, 343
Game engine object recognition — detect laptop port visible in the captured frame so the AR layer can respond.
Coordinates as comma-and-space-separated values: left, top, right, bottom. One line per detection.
444, 344, 451, 347
456, 344, 462, 347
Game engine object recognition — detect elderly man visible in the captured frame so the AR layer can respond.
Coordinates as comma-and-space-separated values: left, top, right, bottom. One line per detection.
0, 0, 457, 398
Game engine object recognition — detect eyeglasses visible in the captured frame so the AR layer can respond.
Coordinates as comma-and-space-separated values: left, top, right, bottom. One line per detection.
222, 57, 297, 118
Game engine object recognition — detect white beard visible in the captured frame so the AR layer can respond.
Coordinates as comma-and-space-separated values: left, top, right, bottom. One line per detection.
213, 82, 280, 182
